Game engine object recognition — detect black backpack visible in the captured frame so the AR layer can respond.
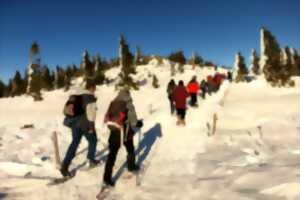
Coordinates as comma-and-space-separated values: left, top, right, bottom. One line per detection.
63, 95, 85, 127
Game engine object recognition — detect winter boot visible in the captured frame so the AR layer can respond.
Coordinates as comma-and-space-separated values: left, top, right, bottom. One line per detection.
103, 178, 115, 187
127, 154, 140, 172
60, 163, 72, 177
128, 164, 140, 172
89, 159, 101, 168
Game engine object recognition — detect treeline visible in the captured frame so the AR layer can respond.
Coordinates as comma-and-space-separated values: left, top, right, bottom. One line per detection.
0, 36, 213, 100
233, 28, 300, 85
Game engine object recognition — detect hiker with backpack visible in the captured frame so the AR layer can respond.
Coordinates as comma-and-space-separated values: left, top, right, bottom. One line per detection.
60, 79, 100, 177
187, 76, 199, 107
102, 88, 143, 187
166, 79, 176, 115
172, 80, 189, 126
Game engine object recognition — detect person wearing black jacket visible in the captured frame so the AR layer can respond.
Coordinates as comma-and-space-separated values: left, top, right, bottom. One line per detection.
60, 79, 100, 177
167, 79, 176, 115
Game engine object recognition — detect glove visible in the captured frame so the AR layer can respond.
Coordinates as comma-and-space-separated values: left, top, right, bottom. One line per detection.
136, 120, 143, 128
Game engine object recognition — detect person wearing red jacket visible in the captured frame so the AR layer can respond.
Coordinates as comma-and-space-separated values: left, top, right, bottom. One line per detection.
172, 80, 189, 126
213, 73, 223, 90
187, 76, 199, 107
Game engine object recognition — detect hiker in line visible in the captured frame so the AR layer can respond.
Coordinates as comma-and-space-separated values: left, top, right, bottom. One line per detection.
61, 79, 100, 177
227, 71, 233, 82
102, 89, 143, 187
200, 79, 207, 99
172, 80, 189, 126
187, 76, 199, 107
206, 75, 216, 94
166, 79, 176, 115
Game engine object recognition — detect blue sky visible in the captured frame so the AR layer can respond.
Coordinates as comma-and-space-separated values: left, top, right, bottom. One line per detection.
0, 0, 300, 83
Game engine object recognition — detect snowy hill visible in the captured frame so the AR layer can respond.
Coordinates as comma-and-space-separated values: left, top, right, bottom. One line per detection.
1, 61, 300, 200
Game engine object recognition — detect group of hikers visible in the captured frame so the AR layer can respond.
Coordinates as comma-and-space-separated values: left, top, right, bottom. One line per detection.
60, 70, 231, 187
62, 79, 143, 187
167, 71, 230, 126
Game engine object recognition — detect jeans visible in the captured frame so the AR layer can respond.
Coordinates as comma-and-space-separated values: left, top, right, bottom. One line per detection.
62, 127, 97, 168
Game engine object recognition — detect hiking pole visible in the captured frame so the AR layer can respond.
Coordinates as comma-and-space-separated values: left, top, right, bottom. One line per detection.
136, 127, 142, 186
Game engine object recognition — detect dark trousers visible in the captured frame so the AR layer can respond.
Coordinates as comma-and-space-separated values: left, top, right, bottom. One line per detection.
190, 93, 197, 106
62, 127, 97, 168
176, 108, 186, 120
201, 88, 206, 99
103, 125, 136, 182
168, 96, 175, 115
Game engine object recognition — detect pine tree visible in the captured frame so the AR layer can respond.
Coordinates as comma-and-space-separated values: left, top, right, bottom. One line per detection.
27, 41, 43, 100
11, 71, 23, 96
54, 66, 66, 89
6, 79, 13, 97
94, 54, 105, 85
0, 80, 6, 98
41, 65, 53, 91
234, 52, 248, 82
279, 46, 294, 86
260, 28, 285, 86
21, 70, 28, 94
80, 49, 94, 79
250, 49, 260, 75
189, 52, 203, 66
135, 46, 142, 66
117, 34, 138, 90
168, 51, 186, 73
289, 48, 300, 75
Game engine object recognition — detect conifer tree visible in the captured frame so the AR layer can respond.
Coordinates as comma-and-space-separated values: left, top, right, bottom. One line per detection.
27, 41, 43, 100
6, 79, 13, 97
289, 48, 300, 75
54, 66, 66, 89
168, 51, 186, 73
189, 52, 203, 66
94, 54, 105, 85
250, 49, 260, 75
234, 52, 248, 82
11, 71, 23, 96
80, 49, 94, 79
41, 65, 53, 91
260, 28, 289, 86
280, 46, 294, 86
135, 46, 142, 66
117, 34, 138, 90
0, 80, 6, 98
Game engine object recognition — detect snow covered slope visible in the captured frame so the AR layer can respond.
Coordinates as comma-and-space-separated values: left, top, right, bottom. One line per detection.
0, 62, 300, 200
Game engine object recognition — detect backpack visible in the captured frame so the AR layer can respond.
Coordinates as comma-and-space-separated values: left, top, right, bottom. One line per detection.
105, 99, 127, 126
63, 95, 85, 127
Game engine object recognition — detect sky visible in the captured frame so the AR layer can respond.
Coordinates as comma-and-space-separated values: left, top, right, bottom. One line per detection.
0, 0, 300, 83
